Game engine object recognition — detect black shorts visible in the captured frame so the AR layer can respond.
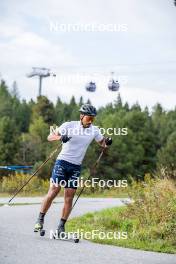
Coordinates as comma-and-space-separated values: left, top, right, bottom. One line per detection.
51, 159, 81, 189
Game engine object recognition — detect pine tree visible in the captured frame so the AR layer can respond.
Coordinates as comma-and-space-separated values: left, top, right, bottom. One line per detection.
79, 96, 84, 106
114, 93, 122, 109
32, 96, 55, 124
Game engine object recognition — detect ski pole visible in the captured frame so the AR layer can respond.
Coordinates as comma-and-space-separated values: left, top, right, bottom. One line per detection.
71, 147, 106, 212
8, 143, 62, 204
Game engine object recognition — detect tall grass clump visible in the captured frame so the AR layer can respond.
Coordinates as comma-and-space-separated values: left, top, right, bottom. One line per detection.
0, 173, 49, 195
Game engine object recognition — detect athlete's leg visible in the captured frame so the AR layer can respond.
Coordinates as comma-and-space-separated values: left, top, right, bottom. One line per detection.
57, 188, 76, 234
39, 159, 64, 215
62, 188, 76, 219
57, 162, 81, 234
34, 184, 61, 231
40, 184, 61, 213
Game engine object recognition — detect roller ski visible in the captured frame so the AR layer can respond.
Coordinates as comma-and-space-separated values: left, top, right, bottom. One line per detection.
51, 229, 79, 243
34, 213, 45, 236
52, 219, 79, 243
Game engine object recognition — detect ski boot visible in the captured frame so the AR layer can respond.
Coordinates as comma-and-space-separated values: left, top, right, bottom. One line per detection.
56, 224, 66, 239
34, 214, 45, 236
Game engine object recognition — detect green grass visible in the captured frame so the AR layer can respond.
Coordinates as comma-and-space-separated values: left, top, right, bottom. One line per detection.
0, 192, 45, 197
0, 188, 128, 198
67, 206, 176, 254
0, 201, 61, 206
0, 203, 41, 206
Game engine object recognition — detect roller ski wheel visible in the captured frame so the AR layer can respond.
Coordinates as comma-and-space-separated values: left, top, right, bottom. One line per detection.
52, 230, 79, 243
34, 222, 45, 236
74, 238, 79, 243
40, 229, 46, 236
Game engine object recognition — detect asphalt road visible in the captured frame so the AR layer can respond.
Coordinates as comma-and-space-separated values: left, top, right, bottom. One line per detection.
0, 198, 175, 264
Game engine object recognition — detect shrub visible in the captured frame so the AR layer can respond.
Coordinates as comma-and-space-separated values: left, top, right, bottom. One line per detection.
0, 173, 49, 195
125, 174, 176, 245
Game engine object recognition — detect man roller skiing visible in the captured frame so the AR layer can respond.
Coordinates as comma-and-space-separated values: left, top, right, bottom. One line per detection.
34, 104, 112, 235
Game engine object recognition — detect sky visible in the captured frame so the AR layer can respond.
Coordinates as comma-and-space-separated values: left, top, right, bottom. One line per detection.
0, 0, 176, 110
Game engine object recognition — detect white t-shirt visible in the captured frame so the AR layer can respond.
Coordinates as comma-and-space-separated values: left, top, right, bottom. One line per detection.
56, 121, 104, 165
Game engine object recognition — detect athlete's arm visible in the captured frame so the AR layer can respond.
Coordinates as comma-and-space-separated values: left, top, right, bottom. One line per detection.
48, 122, 71, 142
97, 137, 112, 148
47, 133, 71, 143
97, 138, 107, 148
47, 133, 61, 142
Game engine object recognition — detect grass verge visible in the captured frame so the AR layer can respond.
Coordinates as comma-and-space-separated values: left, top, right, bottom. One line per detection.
67, 176, 176, 254
67, 206, 176, 254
